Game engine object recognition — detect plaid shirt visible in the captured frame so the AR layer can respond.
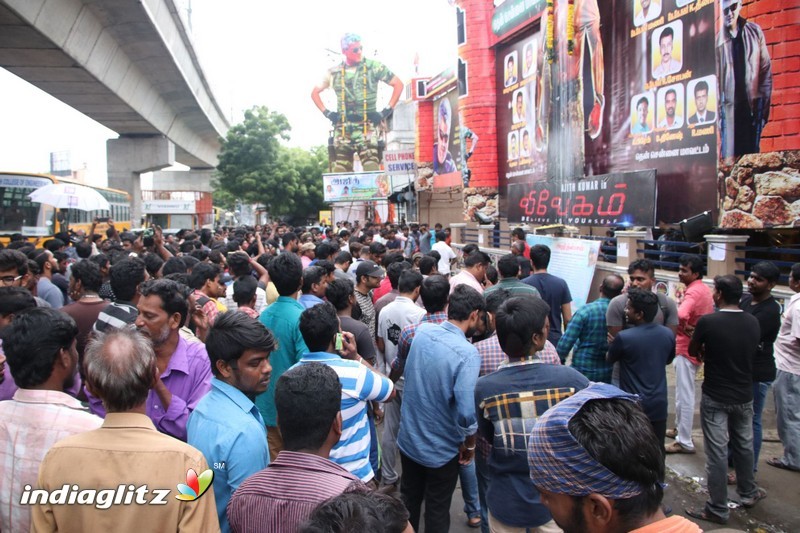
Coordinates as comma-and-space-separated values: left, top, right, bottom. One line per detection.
476, 335, 562, 377
391, 311, 448, 372
556, 297, 614, 382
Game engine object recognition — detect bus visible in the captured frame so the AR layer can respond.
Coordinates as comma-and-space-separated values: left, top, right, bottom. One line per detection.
0, 172, 131, 245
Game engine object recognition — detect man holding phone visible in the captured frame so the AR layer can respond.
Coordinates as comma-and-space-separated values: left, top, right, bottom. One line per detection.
292, 303, 395, 485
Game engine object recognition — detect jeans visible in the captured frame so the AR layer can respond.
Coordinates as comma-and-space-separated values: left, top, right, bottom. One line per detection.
368, 410, 380, 482
380, 389, 403, 484
460, 460, 481, 520
401, 452, 460, 532
774, 369, 800, 469
475, 453, 491, 533
674, 356, 698, 449
651, 419, 667, 481
752, 381, 772, 468
700, 394, 759, 521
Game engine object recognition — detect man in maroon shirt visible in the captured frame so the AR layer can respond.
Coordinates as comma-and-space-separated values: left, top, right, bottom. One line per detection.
227, 363, 362, 532
61, 260, 109, 363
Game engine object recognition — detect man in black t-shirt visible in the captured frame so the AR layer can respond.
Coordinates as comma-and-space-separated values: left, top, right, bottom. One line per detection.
739, 262, 782, 469
686, 275, 766, 525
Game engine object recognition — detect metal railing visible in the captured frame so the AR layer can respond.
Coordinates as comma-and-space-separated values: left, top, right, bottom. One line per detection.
636, 239, 706, 271
578, 235, 617, 264
735, 245, 800, 283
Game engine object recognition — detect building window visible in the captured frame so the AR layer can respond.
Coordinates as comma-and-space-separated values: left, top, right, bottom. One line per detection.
458, 58, 468, 96
457, 7, 466, 45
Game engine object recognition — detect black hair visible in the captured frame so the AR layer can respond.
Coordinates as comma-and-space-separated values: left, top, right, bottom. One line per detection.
34, 252, 51, 273
44, 238, 65, 253
678, 254, 704, 276
486, 264, 498, 285
299, 489, 409, 533
138, 278, 189, 325
142, 253, 164, 278
0, 249, 28, 276
600, 274, 625, 300
660, 25, 674, 42
530, 244, 551, 270
316, 259, 336, 278
282, 232, 298, 248
162, 256, 187, 276
268, 253, 303, 296
381, 252, 404, 269
713, 274, 743, 305
315, 242, 337, 261
299, 302, 339, 354
665, 88, 677, 101
419, 255, 437, 276
326, 278, 354, 312
0, 308, 78, 388
420, 274, 450, 313
110, 257, 147, 302
88, 253, 110, 272
227, 252, 252, 277
75, 240, 93, 259
694, 80, 708, 95
163, 272, 190, 287
626, 288, 659, 323
462, 244, 479, 256
497, 253, 520, 278
190, 249, 209, 262
233, 276, 258, 306
750, 261, 780, 284
335, 251, 352, 265
496, 296, 550, 358
188, 262, 221, 290
398, 269, 423, 294
485, 287, 510, 314
628, 259, 655, 277
302, 266, 327, 294
71, 259, 103, 293
448, 284, 486, 321
568, 398, 664, 527
792, 263, 800, 283
0, 286, 36, 316
464, 251, 490, 268
276, 362, 342, 452
205, 312, 276, 377
637, 96, 649, 109
369, 242, 387, 257
386, 261, 411, 290
200, 228, 212, 246
435, 231, 447, 242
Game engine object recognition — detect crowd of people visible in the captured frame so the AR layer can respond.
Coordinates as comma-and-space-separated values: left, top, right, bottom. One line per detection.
0, 218, 798, 532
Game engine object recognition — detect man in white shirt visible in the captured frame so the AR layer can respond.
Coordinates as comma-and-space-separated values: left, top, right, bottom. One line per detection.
658, 88, 683, 129
377, 270, 425, 489
653, 26, 681, 79
431, 231, 456, 276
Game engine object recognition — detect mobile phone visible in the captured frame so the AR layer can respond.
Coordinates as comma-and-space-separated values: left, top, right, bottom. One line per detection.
96, 217, 109, 223
335, 333, 343, 351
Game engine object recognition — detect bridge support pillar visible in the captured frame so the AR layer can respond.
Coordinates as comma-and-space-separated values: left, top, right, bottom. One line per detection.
107, 135, 175, 225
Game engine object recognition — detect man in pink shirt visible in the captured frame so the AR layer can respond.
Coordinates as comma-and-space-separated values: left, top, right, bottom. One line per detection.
450, 251, 490, 295
666, 255, 714, 454
0, 308, 102, 532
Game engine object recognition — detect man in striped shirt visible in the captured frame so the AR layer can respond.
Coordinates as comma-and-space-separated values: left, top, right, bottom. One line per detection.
93, 257, 147, 332
293, 303, 395, 483
227, 363, 363, 532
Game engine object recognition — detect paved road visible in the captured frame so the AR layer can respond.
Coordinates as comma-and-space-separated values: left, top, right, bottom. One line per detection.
389, 365, 800, 532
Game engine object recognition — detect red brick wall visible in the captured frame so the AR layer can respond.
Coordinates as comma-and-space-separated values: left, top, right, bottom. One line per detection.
742, 0, 800, 152
458, 0, 499, 188
416, 99, 434, 162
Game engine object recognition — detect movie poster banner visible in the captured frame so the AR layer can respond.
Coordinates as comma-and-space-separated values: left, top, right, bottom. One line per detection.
323, 172, 391, 203
508, 169, 657, 226
432, 89, 463, 189
497, 28, 546, 185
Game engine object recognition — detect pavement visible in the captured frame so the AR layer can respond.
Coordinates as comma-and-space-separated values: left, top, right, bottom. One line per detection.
391, 364, 800, 533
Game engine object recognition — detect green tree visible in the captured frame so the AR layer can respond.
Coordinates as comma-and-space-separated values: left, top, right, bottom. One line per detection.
216, 106, 326, 218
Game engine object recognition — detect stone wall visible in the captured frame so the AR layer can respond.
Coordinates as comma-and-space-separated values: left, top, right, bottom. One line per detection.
719, 150, 800, 228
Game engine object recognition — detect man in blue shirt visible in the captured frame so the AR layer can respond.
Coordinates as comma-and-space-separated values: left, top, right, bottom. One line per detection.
607, 288, 675, 474
476, 296, 589, 531
187, 312, 276, 533
522, 245, 573, 347
298, 265, 328, 310
398, 284, 486, 532
257, 252, 308, 460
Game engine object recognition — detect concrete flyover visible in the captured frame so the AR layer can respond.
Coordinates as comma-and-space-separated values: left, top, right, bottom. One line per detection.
0, 0, 229, 221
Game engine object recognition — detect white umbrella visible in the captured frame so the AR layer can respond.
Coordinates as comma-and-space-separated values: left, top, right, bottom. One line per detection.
28, 182, 110, 212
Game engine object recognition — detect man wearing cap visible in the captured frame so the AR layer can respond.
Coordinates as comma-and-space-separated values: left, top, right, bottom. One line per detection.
354, 260, 384, 342
528, 383, 702, 532
300, 243, 316, 269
